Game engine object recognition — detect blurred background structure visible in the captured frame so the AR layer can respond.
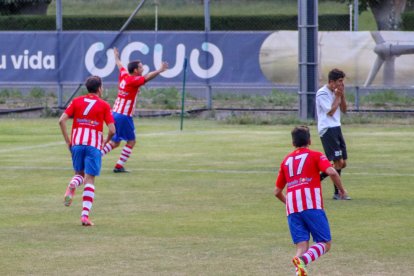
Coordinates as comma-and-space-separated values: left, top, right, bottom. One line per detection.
1, 0, 414, 118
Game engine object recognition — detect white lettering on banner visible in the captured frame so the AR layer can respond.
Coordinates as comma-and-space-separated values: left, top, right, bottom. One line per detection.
190, 42, 223, 79
0, 55, 5, 69
120, 42, 150, 75
153, 43, 185, 78
9, 50, 55, 70
85, 42, 116, 77
84, 41, 224, 79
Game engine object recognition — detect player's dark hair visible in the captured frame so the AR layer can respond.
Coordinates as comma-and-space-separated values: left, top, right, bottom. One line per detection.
128, 60, 142, 74
291, 126, 310, 147
85, 76, 102, 93
328, 68, 346, 81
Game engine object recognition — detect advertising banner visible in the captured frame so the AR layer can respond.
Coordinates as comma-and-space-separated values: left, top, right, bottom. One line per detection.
0, 31, 413, 87
0, 31, 272, 86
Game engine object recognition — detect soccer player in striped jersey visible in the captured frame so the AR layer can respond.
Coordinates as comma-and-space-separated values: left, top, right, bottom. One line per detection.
59, 76, 115, 226
101, 47, 168, 173
274, 126, 349, 276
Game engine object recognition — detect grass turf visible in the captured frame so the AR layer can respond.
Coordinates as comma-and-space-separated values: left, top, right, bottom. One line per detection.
0, 118, 413, 275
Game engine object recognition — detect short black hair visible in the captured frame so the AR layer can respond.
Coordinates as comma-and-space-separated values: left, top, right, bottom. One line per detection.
328, 68, 346, 82
128, 60, 142, 74
85, 76, 102, 93
291, 126, 310, 147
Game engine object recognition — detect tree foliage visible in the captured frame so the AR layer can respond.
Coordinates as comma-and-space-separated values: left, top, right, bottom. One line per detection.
336, 0, 410, 30
0, 0, 51, 15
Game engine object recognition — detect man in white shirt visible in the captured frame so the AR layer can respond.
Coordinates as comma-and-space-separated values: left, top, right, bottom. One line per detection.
315, 68, 351, 200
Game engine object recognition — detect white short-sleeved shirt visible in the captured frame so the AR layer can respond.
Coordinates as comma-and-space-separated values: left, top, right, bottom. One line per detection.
316, 85, 341, 136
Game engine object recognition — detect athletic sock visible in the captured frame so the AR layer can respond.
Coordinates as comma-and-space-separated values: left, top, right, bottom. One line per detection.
320, 172, 328, 181
69, 174, 83, 189
81, 183, 95, 218
101, 143, 113, 156
115, 145, 133, 168
334, 169, 342, 194
301, 243, 327, 265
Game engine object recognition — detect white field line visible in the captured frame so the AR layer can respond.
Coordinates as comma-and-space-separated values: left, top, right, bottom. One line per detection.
0, 142, 65, 153
1, 131, 412, 176
0, 165, 413, 177
0, 130, 281, 154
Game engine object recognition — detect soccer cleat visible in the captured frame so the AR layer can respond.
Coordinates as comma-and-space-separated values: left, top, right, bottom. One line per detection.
64, 186, 76, 207
292, 256, 308, 276
81, 216, 94, 226
333, 194, 352, 200
113, 166, 129, 173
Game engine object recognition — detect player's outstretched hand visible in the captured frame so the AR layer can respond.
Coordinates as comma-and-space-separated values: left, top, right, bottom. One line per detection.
160, 61, 169, 72
113, 47, 120, 58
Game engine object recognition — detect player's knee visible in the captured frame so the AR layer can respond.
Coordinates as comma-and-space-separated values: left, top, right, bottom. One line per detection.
127, 140, 136, 148
324, 241, 331, 252
334, 159, 345, 169
111, 141, 121, 149
75, 171, 85, 177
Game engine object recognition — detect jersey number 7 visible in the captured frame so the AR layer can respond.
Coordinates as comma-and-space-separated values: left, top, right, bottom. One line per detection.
83, 98, 97, 115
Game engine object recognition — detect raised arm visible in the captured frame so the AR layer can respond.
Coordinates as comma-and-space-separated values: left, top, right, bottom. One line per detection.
339, 88, 347, 113
144, 61, 169, 82
327, 84, 347, 116
113, 47, 123, 70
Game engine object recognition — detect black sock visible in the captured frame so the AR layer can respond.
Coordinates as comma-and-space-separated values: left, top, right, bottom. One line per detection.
334, 169, 342, 195
320, 172, 328, 181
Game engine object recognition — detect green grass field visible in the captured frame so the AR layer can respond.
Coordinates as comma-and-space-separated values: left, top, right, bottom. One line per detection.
0, 118, 413, 275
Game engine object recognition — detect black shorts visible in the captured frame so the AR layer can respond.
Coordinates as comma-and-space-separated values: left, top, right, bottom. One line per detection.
320, 126, 347, 161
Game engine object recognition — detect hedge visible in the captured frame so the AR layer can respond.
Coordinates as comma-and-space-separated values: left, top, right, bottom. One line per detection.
0, 14, 350, 31
402, 12, 414, 30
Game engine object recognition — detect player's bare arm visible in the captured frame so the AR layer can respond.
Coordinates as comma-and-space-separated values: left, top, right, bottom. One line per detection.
327, 78, 347, 116
325, 167, 348, 198
274, 187, 286, 204
113, 47, 123, 69
334, 80, 347, 113
339, 86, 347, 113
327, 93, 342, 116
58, 113, 71, 151
144, 62, 169, 82
103, 123, 116, 146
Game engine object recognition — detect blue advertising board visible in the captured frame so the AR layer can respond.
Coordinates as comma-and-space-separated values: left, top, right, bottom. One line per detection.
0, 31, 273, 86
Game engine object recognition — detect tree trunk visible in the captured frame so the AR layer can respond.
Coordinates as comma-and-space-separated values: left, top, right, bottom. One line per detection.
369, 0, 407, 30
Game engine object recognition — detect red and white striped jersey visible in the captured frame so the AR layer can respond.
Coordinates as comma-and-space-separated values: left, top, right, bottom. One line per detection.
65, 94, 114, 150
275, 147, 332, 216
112, 67, 146, 116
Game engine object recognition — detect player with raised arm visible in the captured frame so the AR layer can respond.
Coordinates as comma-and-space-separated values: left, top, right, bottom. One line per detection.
59, 76, 115, 226
101, 47, 168, 173
274, 126, 349, 275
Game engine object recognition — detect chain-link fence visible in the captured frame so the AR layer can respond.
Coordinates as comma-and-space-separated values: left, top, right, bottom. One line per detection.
0, 0, 352, 31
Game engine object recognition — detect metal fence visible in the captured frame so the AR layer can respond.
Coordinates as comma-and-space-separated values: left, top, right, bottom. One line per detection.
0, 0, 354, 31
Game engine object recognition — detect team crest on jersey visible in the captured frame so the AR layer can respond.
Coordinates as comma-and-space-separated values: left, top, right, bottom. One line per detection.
300, 177, 312, 185
77, 118, 99, 126
118, 91, 129, 97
